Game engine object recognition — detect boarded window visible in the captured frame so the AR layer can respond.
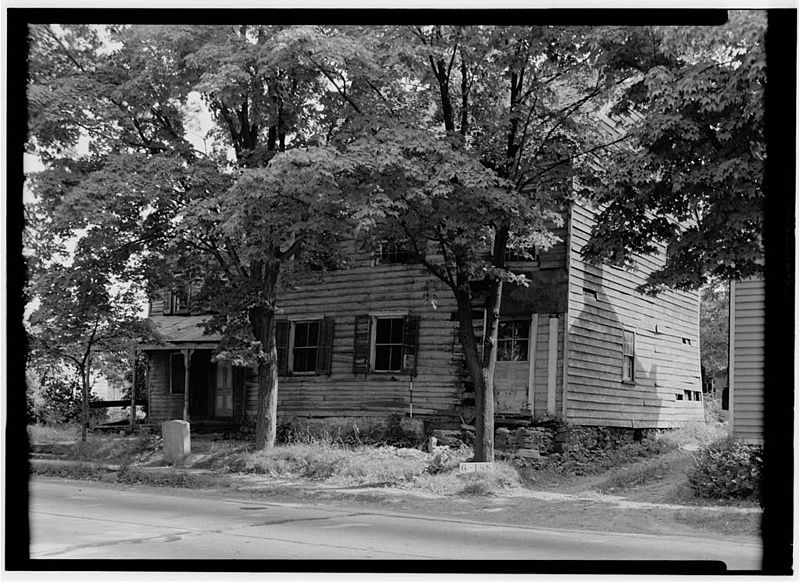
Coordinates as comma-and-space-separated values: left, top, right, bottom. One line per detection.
170, 353, 185, 395
622, 330, 635, 381
497, 320, 530, 361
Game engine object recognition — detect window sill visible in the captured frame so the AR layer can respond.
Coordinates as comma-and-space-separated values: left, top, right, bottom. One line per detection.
621, 379, 636, 385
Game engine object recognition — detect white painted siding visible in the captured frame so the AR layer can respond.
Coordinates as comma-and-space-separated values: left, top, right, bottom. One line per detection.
729, 277, 765, 443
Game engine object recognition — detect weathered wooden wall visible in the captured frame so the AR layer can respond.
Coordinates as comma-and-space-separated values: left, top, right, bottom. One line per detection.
565, 204, 705, 428
729, 277, 765, 443
147, 352, 184, 422
238, 241, 464, 422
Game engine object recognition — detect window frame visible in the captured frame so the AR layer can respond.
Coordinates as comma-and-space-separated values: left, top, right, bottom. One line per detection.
289, 319, 321, 375
496, 319, 531, 362
374, 241, 409, 265
622, 329, 636, 382
370, 315, 406, 373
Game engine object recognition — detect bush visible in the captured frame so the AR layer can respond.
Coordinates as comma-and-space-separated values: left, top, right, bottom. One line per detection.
32, 376, 107, 425
688, 437, 762, 501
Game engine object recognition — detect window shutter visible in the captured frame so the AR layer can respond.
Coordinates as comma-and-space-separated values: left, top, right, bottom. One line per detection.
401, 315, 420, 376
315, 317, 335, 375
276, 320, 289, 376
353, 315, 371, 375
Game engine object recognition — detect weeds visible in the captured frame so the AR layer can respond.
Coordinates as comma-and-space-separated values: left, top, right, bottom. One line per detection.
597, 459, 673, 493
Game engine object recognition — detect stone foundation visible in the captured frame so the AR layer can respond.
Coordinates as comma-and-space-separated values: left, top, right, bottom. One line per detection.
494, 423, 649, 456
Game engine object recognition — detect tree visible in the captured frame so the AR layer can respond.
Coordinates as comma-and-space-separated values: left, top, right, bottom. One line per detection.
26, 255, 152, 439
581, 12, 766, 292
26, 24, 361, 449
699, 281, 730, 389
317, 25, 645, 461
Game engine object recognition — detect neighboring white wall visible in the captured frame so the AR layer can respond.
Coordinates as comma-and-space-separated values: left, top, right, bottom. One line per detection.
729, 277, 765, 443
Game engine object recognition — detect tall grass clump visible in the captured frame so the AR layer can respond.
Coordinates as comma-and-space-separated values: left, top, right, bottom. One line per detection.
688, 437, 762, 502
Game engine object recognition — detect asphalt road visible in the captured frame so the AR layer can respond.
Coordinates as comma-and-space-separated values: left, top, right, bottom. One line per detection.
29, 478, 761, 568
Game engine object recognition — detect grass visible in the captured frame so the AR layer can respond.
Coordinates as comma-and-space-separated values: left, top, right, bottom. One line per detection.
672, 509, 761, 537
27, 423, 82, 444
596, 458, 674, 493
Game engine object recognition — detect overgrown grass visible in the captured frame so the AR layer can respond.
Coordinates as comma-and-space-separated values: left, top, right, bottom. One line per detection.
27, 423, 81, 444
653, 421, 729, 449
596, 458, 674, 493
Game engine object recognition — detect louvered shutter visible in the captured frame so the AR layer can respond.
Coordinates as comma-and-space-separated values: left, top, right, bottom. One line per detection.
315, 317, 335, 375
401, 315, 420, 376
276, 320, 290, 376
353, 315, 371, 375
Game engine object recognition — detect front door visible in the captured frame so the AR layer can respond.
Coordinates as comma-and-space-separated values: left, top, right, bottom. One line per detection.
494, 318, 532, 414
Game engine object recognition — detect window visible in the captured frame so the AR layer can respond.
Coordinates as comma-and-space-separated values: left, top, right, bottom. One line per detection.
497, 320, 530, 361
504, 247, 537, 263
622, 330, 635, 382
353, 314, 420, 375
375, 241, 409, 265
292, 320, 320, 373
170, 353, 185, 395
373, 317, 405, 371
275, 318, 335, 376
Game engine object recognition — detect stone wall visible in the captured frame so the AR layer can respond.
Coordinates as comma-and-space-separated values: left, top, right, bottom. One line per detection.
494, 423, 649, 456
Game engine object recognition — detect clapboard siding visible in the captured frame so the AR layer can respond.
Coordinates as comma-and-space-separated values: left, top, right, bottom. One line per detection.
242, 241, 463, 420
147, 352, 184, 422
565, 203, 704, 428
729, 278, 765, 442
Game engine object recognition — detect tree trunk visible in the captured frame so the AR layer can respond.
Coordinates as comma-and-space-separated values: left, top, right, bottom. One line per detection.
248, 258, 281, 450
80, 364, 90, 442
454, 284, 499, 463
249, 304, 278, 450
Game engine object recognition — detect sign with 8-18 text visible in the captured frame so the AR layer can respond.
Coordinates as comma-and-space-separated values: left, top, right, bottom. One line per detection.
458, 462, 494, 473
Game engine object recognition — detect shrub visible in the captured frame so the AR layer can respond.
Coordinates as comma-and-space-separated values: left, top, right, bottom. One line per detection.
688, 437, 762, 501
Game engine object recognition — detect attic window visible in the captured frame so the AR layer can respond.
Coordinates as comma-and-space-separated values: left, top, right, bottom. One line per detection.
583, 287, 597, 300
375, 241, 409, 265
504, 247, 538, 263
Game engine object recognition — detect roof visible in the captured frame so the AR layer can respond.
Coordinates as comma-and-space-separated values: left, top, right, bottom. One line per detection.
149, 315, 221, 344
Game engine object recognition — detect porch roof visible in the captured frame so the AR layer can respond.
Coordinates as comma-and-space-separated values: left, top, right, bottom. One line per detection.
144, 315, 222, 348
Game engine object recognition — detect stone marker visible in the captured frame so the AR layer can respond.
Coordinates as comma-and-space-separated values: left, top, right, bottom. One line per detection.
162, 420, 191, 463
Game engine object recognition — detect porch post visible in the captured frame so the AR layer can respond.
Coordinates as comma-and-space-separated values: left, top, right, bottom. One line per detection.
183, 348, 193, 422
130, 348, 137, 432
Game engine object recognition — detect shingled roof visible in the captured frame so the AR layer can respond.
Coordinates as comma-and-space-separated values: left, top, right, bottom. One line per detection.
149, 315, 221, 344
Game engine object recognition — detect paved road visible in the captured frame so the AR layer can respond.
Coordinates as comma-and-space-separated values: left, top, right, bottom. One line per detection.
29, 478, 761, 568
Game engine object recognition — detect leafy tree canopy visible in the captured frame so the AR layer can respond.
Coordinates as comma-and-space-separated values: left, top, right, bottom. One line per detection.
582, 12, 766, 293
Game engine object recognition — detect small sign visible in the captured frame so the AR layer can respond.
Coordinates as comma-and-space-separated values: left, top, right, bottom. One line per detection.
459, 462, 494, 473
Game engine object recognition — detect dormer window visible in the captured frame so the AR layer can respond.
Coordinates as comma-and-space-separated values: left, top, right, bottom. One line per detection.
170, 288, 189, 314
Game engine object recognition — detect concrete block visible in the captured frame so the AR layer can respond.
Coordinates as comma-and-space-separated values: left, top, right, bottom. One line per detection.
162, 420, 191, 464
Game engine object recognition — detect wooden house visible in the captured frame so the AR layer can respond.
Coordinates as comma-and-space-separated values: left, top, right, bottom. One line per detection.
140, 200, 705, 433
728, 277, 765, 443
